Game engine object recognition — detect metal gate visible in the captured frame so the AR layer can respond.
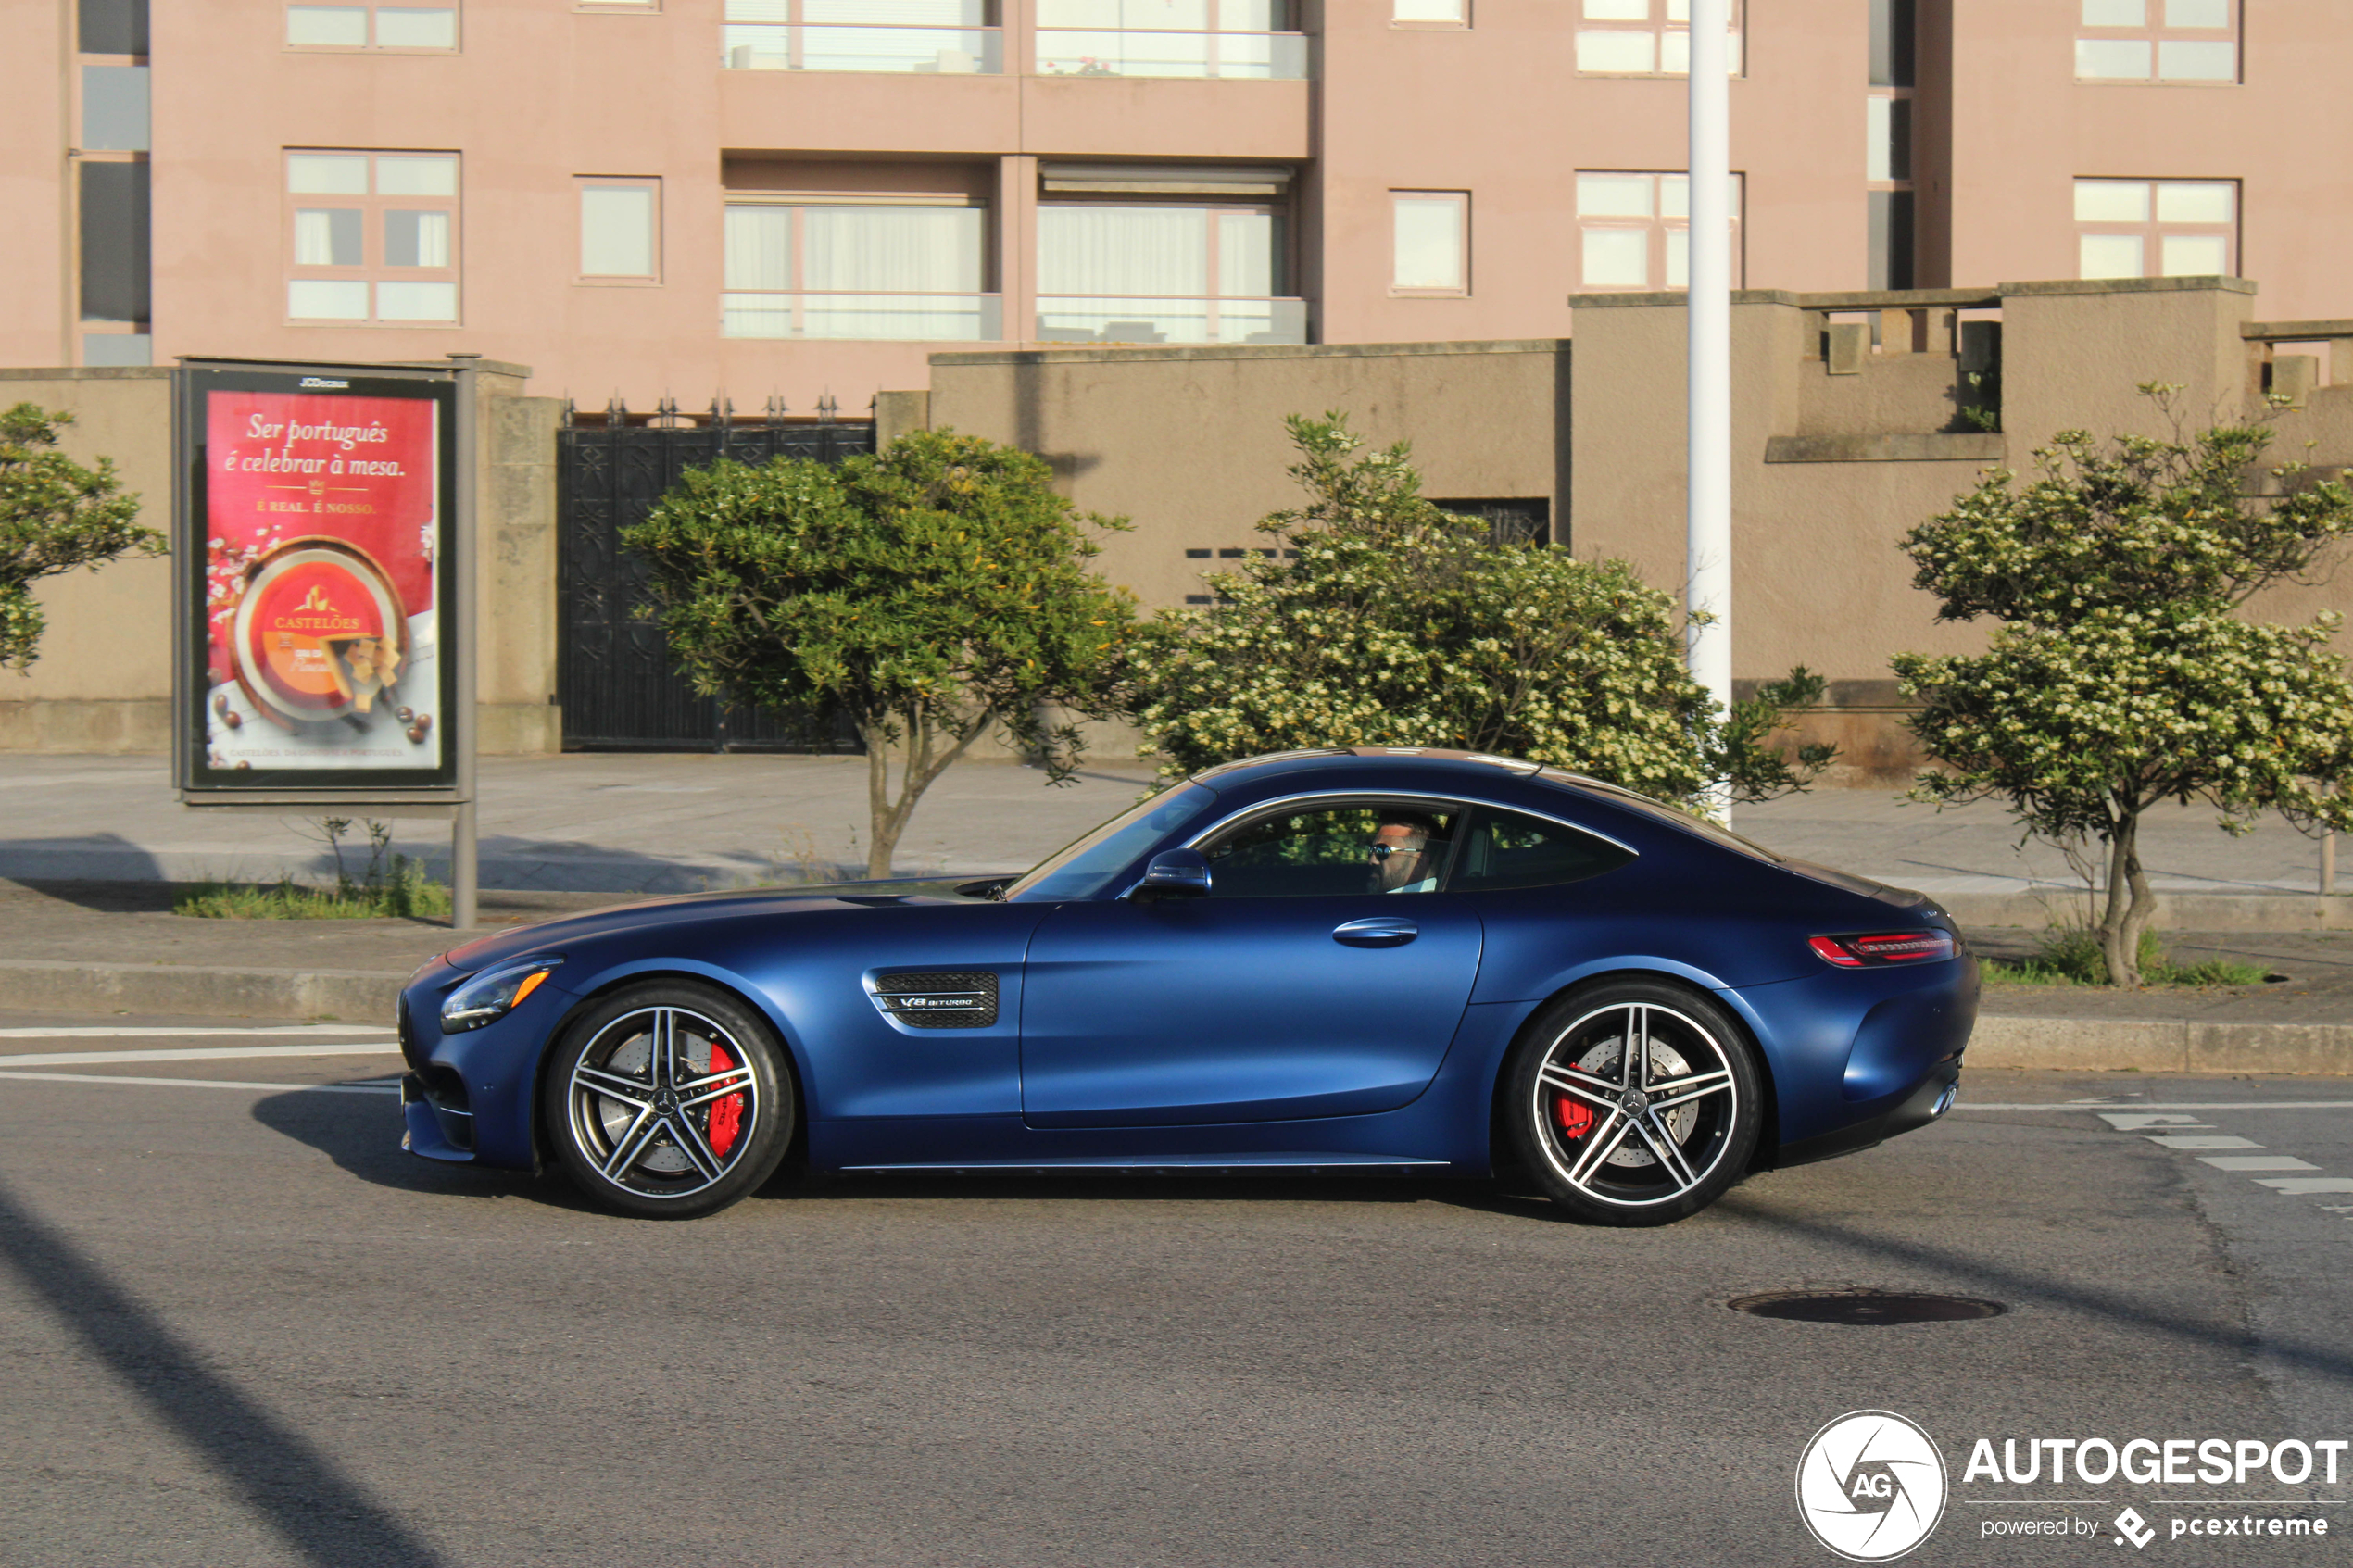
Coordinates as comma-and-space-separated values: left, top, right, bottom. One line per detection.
558, 413, 875, 751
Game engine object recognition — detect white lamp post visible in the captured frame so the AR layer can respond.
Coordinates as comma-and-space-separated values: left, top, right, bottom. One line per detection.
1687, 0, 1733, 822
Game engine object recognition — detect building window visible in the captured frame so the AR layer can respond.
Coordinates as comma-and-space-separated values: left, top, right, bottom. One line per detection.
1392, 0, 1466, 23
1037, 201, 1298, 343
578, 179, 661, 282
2076, 0, 2235, 82
1867, 0, 1915, 289
724, 0, 1000, 74
286, 151, 459, 322
1034, 0, 1305, 80
77, 0, 150, 366
722, 200, 992, 339
1391, 192, 1467, 294
2075, 179, 2236, 278
1576, 0, 1741, 76
1576, 172, 1743, 291
286, 4, 459, 49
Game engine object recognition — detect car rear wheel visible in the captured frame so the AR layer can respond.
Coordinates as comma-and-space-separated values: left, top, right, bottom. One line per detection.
1502, 979, 1760, 1227
543, 982, 794, 1220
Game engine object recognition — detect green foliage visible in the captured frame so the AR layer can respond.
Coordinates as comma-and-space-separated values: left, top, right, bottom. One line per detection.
1123, 414, 1832, 805
1894, 388, 2353, 985
624, 430, 1136, 876
0, 403, 162, 671
1982, 927, 2270, 989
177, 819, 449, 919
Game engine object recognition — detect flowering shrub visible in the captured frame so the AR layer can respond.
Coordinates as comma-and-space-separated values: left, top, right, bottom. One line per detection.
1125, 415, 1831, 806
1894, 388, 2353, 985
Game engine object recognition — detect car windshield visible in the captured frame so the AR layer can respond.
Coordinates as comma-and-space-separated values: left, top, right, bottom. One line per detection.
1000, 784, 1219, 902
1536, 769, 1784, 865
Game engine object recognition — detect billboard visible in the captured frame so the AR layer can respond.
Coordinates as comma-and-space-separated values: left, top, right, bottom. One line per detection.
176, 362, 461, 794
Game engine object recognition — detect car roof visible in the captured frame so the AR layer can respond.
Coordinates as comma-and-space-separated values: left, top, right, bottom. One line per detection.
1188, 746, 1548, 787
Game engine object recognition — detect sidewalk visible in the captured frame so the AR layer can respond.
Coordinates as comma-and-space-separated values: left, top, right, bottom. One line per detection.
6, 751, 2353, 1071
0, 751, 2340, 898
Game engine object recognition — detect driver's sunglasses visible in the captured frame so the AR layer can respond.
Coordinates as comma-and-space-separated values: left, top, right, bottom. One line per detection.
1365, 843, 1425, 860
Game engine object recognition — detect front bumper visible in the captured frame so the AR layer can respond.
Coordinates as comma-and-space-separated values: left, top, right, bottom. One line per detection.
396, 971, 568, 1172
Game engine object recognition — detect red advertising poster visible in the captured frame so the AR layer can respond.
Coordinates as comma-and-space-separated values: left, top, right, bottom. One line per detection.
200, 390, 443, 771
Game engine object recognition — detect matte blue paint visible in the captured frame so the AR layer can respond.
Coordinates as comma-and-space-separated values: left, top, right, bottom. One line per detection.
396, 751, 1979, 1184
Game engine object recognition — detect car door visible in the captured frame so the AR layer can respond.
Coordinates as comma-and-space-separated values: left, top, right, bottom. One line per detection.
1019, 797, 1485, 1129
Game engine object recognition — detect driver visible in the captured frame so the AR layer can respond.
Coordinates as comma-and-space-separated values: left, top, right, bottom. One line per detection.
1368, 811, 1445, 894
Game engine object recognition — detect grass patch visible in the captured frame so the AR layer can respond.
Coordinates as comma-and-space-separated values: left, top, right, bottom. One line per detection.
176, 816, 450, 920
1983, 927, 2271, 988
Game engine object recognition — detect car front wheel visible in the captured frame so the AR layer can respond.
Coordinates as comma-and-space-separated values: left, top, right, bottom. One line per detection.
543, 982, 794, 1219
1503, 979, 1761, 1226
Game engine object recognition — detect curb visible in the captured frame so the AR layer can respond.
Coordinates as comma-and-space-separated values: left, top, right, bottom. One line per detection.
1968, 1014, 2353, 1074
1942, 893, 2353, 931
0, 959, 402, 1023
4, 958, 2351, 1075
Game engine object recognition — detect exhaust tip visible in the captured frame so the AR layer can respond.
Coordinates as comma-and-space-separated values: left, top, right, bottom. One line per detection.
1931, 1082, 1958, 1120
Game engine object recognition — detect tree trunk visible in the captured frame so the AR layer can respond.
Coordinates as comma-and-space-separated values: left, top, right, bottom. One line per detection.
862, 706, 993, 880
2095, 809, 2157, 987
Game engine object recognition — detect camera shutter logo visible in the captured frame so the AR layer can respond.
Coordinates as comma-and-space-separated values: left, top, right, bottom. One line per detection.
1795, 1411, 1948, 1561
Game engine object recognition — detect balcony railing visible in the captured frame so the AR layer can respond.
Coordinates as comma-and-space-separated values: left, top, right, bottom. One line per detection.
1035, 295, 1308, 346
722, 23, 1002, 74
1036, 30, 1310, 80
723, 292, 1003, 342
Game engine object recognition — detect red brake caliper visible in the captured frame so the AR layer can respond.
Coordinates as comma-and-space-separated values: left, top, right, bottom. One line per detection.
706, 1041, 744, 1158
1554, 1093, 1594, 1140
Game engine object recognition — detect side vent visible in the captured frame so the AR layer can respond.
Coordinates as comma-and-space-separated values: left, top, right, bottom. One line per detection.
870, 971, 999, 1029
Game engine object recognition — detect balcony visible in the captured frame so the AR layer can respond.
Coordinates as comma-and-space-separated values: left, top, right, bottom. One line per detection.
1035, 295, 1308, 345
722, 23, 1003, 74
1035, 29, 1311, 80
723, 292, 1004, 341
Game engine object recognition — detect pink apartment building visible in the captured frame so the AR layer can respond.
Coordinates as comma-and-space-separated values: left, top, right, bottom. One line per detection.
6, 0, 2345, 411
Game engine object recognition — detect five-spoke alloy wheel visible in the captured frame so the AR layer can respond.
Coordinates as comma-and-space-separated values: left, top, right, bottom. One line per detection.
543, 982, 794, 1219
1503, 979, 1760, 1226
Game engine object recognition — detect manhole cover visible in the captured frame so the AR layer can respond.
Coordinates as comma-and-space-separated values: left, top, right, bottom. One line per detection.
1728, 1287, 2007, 1324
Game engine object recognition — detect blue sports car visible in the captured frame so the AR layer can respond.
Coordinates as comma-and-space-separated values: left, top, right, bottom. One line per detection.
398, 749, 1977, 1225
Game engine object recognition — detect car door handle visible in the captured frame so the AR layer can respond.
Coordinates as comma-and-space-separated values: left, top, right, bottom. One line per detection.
1333, 916, 1417, 947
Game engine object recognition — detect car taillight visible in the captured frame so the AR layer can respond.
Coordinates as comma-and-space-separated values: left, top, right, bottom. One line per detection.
1808, 931, 1957, 968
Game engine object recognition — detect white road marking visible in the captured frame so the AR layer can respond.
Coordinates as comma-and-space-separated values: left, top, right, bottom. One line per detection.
2255, 1178, 2353, 1196
1961, 1102, 2353, 1111
2146, 1135, 2262, 1149
2099, 1113, 2215, 1130
0, 1070, 397, 1094
2198, 1155, 2321, 1172
0, 1024, 394, 1039
0, 1044, 404, 1068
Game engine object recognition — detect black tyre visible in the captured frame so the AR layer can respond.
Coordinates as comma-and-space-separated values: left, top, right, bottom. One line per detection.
1501, 978, 1761, 1227
543, 981, 795, 1219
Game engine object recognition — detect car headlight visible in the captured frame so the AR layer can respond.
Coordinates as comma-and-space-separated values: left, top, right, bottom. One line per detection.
440, 957, 563, 1033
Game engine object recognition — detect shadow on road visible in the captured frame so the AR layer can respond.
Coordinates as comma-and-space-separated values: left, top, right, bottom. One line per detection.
1723, 1195, 2353, 1389
0, 1173, 449, 1567
247, 1088, 560, 1208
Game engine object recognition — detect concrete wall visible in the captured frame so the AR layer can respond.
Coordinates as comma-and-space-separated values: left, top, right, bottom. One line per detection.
0, 364, 562, 755
916, 275, 2353, 782
928, 339, 1567, 612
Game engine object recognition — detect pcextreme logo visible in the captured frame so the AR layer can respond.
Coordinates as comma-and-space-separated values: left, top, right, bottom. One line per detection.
1797, 1411, 1950, 1562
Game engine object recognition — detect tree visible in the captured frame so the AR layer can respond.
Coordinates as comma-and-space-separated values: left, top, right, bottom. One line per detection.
1, 404, 162, 671
625, 430, 1135, 879
1123, 414, 1832, 805
1892, 390, 2353, 986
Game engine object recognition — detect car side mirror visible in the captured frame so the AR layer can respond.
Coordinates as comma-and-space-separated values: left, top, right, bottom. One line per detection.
1132, 847, 1212, 900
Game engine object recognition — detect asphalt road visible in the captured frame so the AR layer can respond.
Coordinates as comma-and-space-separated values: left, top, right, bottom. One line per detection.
2, 1011, 2350, 1567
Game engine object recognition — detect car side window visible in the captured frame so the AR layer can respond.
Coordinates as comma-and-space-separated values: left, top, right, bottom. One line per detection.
1198, 802, 1463, 898
1445, 806, 1634, 892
